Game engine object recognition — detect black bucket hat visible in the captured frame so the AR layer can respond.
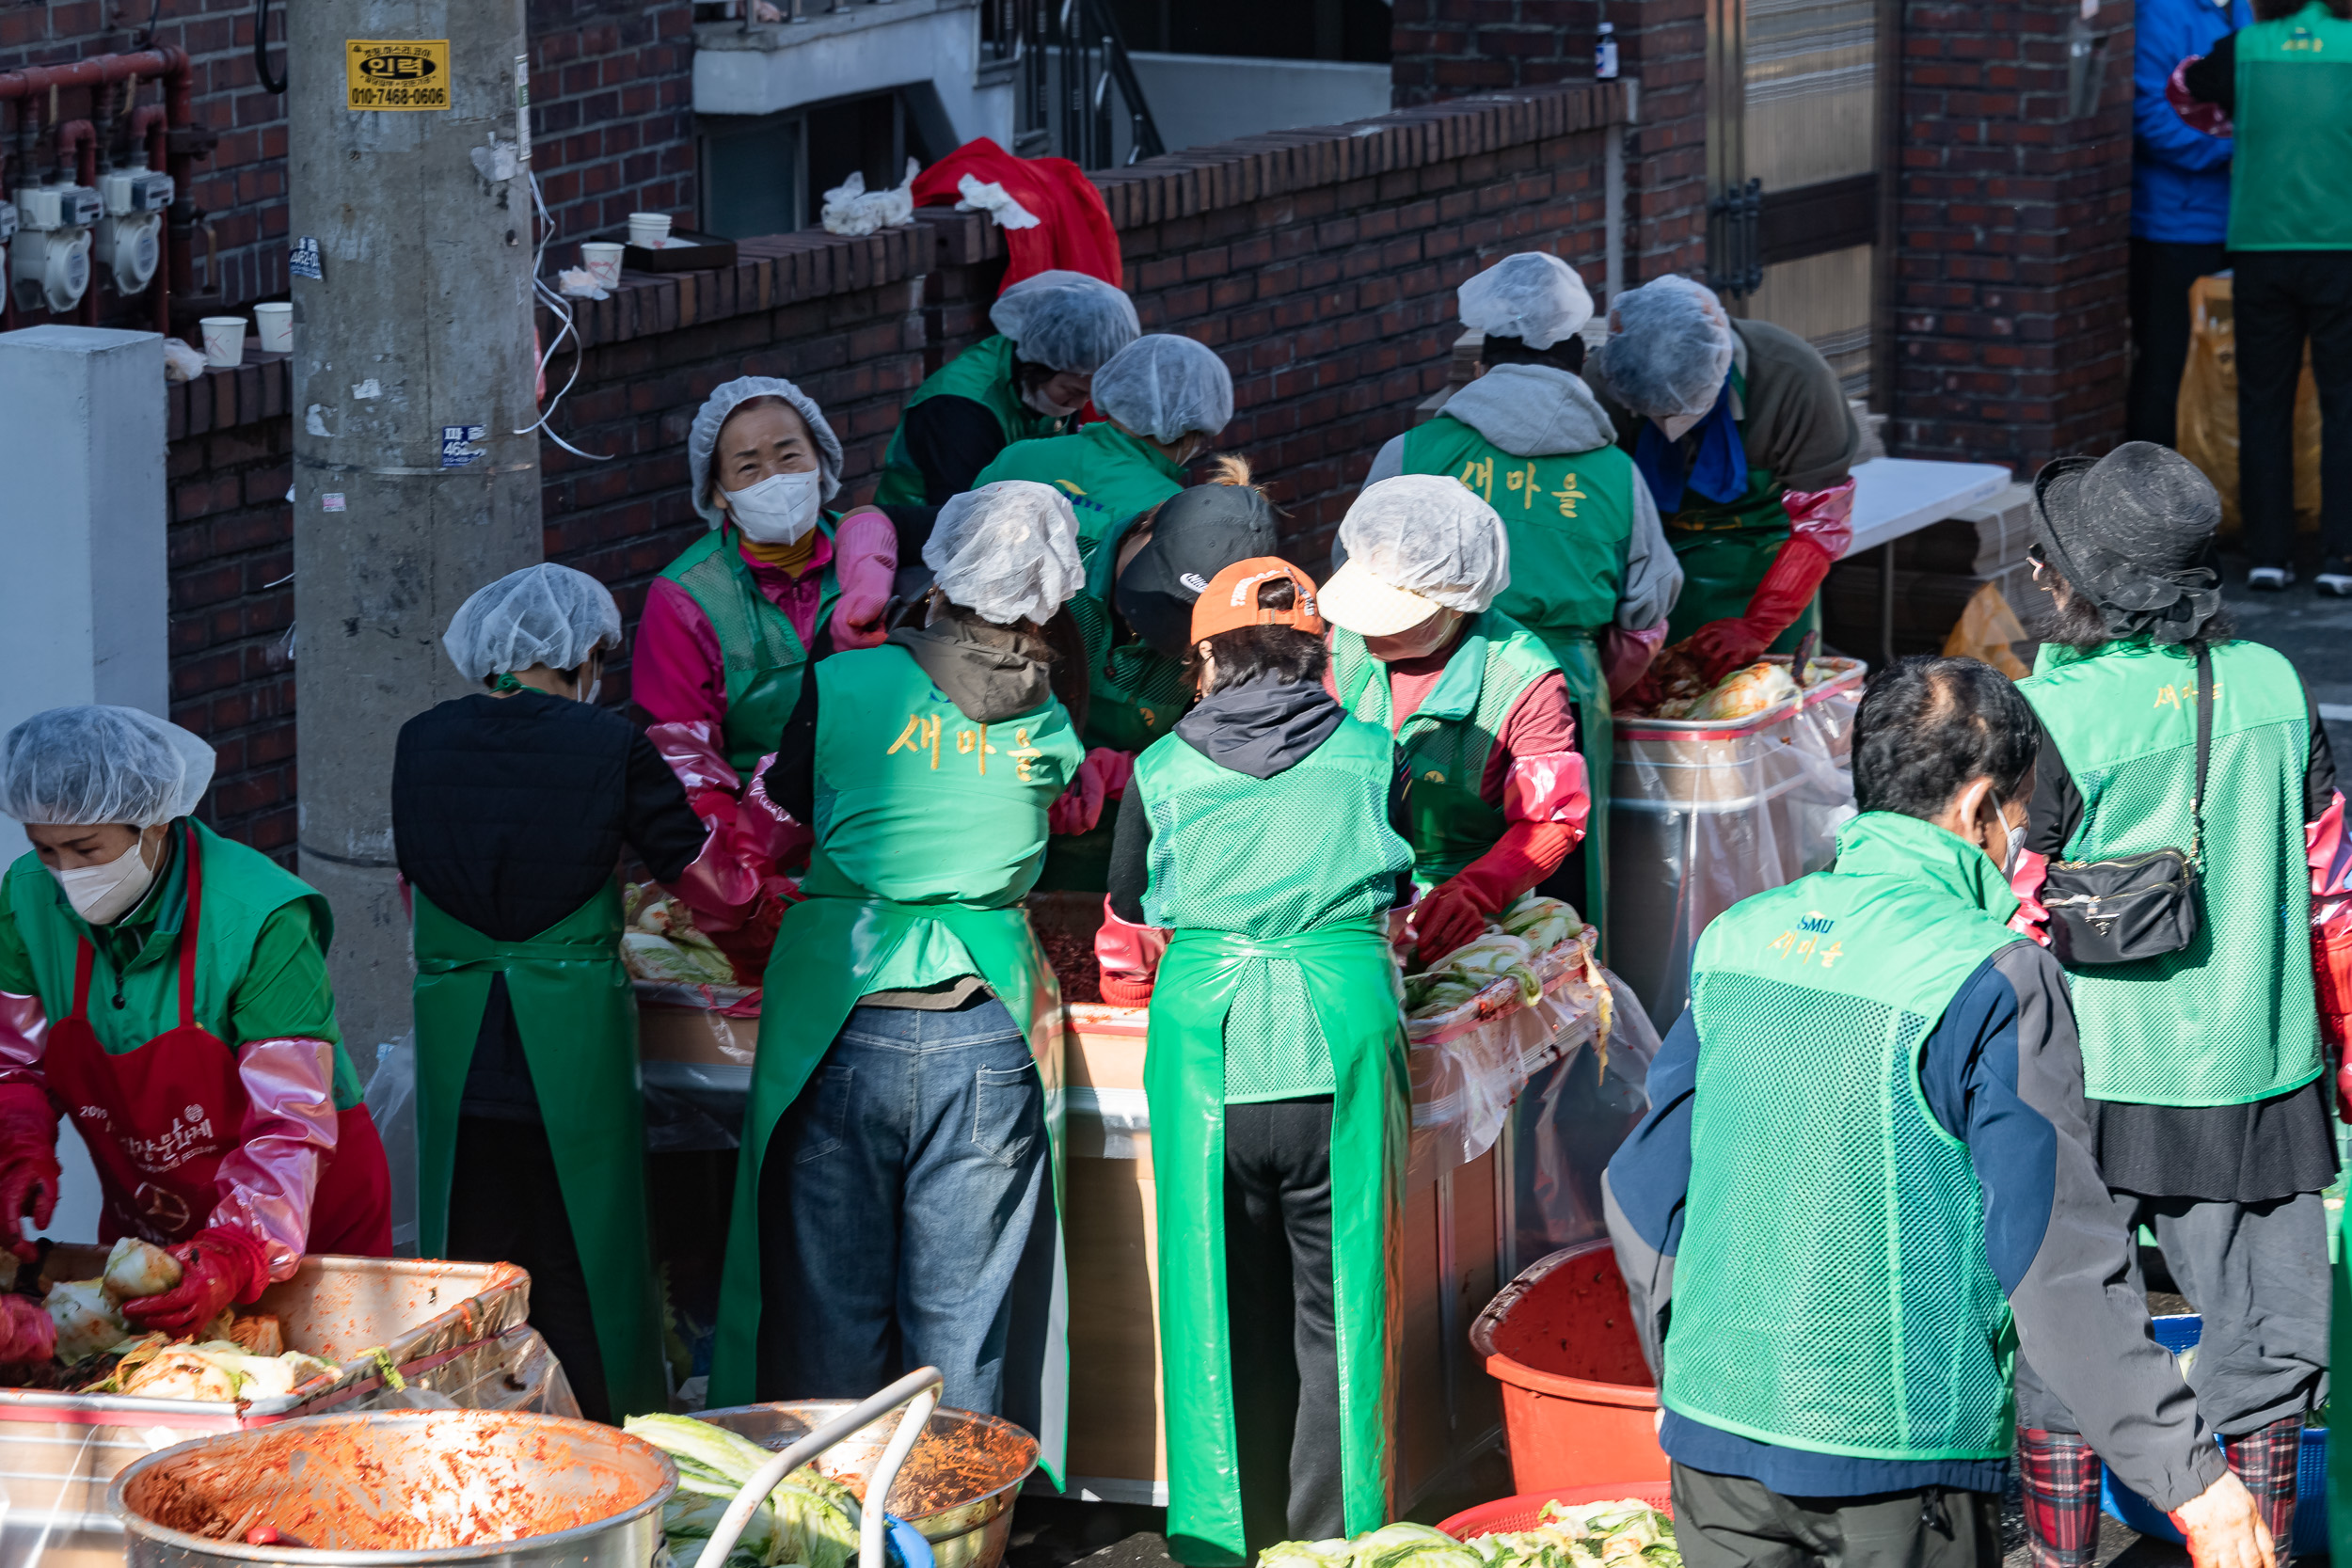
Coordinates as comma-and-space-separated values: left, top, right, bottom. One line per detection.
2032, 442, 2222, 646
1114, 483, 1281, 659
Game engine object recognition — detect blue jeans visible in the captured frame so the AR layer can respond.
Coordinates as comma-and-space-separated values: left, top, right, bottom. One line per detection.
755, 998, 1051, 1418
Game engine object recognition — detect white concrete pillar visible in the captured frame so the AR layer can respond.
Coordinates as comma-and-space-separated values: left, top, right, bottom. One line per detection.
0, 325, 170, 1246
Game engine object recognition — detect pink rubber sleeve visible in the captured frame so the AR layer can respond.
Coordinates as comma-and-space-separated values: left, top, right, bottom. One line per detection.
215, 1037, 340, 1282
0, 994, 48, 1093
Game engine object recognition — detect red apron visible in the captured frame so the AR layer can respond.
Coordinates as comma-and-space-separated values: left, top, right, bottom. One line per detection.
40, 827, 391, 1257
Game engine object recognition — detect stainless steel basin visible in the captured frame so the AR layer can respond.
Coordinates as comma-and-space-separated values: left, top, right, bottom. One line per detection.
697, 1402, 1039, 1568
108, 1409, 675, 1568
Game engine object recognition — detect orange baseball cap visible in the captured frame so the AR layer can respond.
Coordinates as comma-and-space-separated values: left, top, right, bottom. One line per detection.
1189, 558, 1327, 642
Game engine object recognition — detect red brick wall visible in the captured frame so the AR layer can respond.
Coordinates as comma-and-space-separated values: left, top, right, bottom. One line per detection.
165, 82, 1629, 851
0, 0, 694, 328
1888, 0, 2137, 468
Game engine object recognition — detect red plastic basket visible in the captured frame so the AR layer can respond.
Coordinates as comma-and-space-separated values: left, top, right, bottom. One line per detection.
1438, 1481, 1677, 1539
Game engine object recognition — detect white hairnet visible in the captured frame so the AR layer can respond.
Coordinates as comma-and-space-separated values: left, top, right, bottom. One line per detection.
1090, 334, 1234, 443
1, 706, 216, 828
990, 270, 1140, 374
442, 563, 623, 683
1336, 475, 1512, 614
1458, 252, 1594, 350
689, 375, 843, 525
923, 481, 1086, 626
1592, 274, 1736, 421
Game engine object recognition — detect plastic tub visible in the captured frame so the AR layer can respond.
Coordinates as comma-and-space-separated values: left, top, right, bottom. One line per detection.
1438, 1481, 1675, 1538
1469, 1240, 1667, 1493
2098, 1315, 2329, 1558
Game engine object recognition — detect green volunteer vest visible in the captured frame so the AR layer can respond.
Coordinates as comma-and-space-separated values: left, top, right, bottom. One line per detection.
1664, 810, 2024, 1461
1329, 610, 1563, 885
873, 336, 1066, 508
709, 644, 1083, 1474
1400, 413, 1638, 934
409, 883, 666, 1418
2020, 637, 2320, 1106
2, 821, 363, 1107
1656, 369, 1819, 652
2228, 2, 2352, 251
1135, 719, 1411, 1561
658, 521, 842, 774
971, 420, 1186, 553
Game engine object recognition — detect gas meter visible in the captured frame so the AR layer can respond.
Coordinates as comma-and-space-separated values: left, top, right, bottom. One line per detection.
93, 166, 173, 294
11, 182, 102, 315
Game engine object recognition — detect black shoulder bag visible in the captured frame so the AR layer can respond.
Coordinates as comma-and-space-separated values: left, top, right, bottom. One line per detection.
2042, 647, 2209, 967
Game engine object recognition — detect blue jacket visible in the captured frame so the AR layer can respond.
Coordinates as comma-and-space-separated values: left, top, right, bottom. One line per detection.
2134, 0, 2251, 242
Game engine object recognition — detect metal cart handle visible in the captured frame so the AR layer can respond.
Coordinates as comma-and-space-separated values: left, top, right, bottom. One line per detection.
698, 1367, 946, 1568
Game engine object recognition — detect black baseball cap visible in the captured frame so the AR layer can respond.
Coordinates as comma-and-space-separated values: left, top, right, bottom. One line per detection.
1113, 483, 1282, 659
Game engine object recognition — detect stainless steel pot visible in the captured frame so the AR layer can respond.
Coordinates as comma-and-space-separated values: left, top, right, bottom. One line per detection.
107, 1410, 675, 1568
697, 1402, 1039, 1568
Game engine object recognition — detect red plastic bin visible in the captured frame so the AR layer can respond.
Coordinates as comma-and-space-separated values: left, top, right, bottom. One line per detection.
1438, 1481, 1676, 1538
1469, 1240, 1667, 1493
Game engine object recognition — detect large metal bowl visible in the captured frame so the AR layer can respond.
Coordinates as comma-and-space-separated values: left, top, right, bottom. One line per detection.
107, 1409, 676, 1568
698, 1402, 1039, 1568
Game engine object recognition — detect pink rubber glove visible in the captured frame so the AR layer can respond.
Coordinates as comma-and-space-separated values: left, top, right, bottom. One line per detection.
828, 508, 898, 652
2168, 57, 2233, 136
1687, 480, 1854, 682
120, 1227, 272, 1336
1089, 749, 1136, 801
0, 1082, 60, 1265
0, 1294, 55, 1363
1095, 896, 1169, 1007
1051, 760, 1109, 836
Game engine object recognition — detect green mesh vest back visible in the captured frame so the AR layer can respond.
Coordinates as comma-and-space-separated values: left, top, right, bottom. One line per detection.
1328, 610, 1560, 883
1664, 811, 2024, 1461
2228, 3, 2352, 251
970, 420, 1185, 554
1401, 414, 1635, 639
1062, 514, 1193, 753
800, 643, 1085, 909
873, 336, 1063, 508
2020, 638, 2319, 1106
660, 524, 840, 772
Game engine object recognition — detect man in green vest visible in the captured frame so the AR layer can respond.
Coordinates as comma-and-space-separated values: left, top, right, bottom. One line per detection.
2007, 445, 2344, 1567
1604, 656, 2275, 1568
1093, 558, 1415, 1561
394, 564, 707, 1421
873, 269, 1139, 512
1588, 276, 1862, 686
0, 707, 392, 1335
1320, 475, 1590, 964
1365, 251, 1682, 935
708, 481, 1087, 1483
2177, 0, 2352, 594
638, 376, 898, 976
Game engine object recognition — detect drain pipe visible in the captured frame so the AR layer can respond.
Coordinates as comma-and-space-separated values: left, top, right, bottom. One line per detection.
1603, 79, 1636, 307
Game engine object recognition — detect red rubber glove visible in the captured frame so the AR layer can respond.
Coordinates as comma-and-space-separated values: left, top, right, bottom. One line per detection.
827, 508, 898, 652
1050, 755, 1110, 836
1089, 749, 1136, 802
2318, 915, 2352, 1120
0, 1294, 55, 1363
1416, 820, 1579, 964
1095, 896, 1168, 1006
1413, 883, 1489, 966
119, 1227, 271, 1337
0, 1083, 61, 1264
1687, 480, 1856, 682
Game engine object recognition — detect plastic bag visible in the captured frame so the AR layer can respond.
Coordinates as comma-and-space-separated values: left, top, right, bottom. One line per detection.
362, 1034, 420, 1256
1499, 971, 1662, 1267
2174, 273, 2322, 540
819, 159, 917, 237
1939, 581, 2032, 679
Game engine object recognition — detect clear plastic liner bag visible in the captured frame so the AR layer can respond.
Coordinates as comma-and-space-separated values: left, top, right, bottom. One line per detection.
361, 1033, 420, 1255
373, 1323, 581, 1418
1499, 971, 1661, 1267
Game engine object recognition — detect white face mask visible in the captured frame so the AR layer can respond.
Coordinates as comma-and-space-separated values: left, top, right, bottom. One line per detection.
53, 835, 158, 926
1023, 384, 1079, 419
723, 468, 823, 545
2001, 808, 2027, 880
580, 675, 602, 705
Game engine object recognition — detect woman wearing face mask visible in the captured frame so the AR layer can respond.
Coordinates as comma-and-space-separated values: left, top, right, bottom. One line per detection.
2005, 443, 2351, 1568
392, 564, 706, 1422
1318, 476, 1591, 967
636, 377, 898, 974
0, 706, 392, 1337
873, 269, 1139, 513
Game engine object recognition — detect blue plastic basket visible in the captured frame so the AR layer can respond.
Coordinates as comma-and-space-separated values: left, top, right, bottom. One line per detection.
2096, 1315, 2329, 1559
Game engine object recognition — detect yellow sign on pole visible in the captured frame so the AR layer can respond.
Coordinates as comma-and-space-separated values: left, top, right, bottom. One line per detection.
345, 40, 452, 110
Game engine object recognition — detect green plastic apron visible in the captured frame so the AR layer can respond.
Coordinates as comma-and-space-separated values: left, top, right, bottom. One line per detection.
1149, 920, 1406, 1564
409, 883, 668, 1418
707, 894, 1069, 1479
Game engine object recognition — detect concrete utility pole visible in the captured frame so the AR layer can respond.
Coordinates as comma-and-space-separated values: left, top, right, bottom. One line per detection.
288, 0, 541, 1054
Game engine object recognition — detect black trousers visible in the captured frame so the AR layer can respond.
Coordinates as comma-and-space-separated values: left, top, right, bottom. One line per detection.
446, 1117, 612, 1423
1671, 1464, 2002, 1568
1224, 1096, 1344, 1552
2235, 248, 2352, 565
2128, 238, 2229, 448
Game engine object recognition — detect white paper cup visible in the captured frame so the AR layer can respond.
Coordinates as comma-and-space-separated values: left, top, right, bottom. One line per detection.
199, 316, 246, 369
581, 242, 625, 288
627, 212, 671, 248
252, 301, 294, 354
